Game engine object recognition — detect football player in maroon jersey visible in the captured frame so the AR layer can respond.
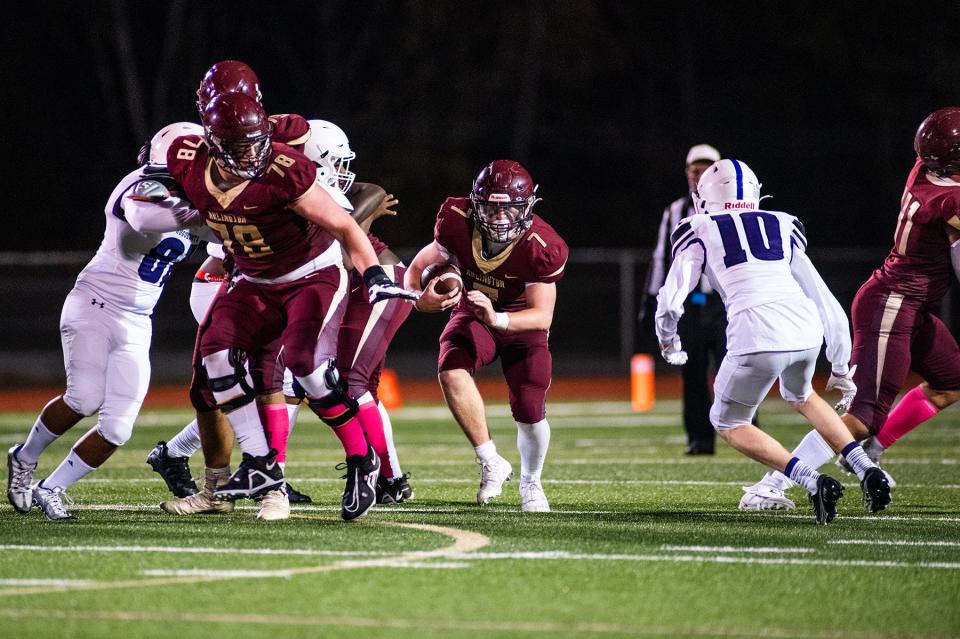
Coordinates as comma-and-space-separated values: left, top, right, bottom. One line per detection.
165, 92, 416, 521
406, 160, 568, 512
149, 60, 316, 520
741, 108, 960, 509
840, 108, 960, 454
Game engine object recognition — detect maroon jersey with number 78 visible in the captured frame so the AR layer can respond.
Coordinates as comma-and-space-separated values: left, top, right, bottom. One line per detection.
167, 136, 335, 280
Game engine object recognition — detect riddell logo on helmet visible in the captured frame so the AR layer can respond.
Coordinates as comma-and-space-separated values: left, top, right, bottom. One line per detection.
724, 201, 756, 209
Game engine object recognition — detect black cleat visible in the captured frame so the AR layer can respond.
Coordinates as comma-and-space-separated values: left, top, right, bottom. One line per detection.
861, 466, 892, 513
146, 441, 198, 498
339, 447, 379, 521
376, 473, 414, 504
213, 449, 284, 501
285, 482, 313, 504
810, 474, 844, 525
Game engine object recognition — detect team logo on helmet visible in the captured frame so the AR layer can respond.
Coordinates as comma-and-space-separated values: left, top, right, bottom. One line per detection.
202, 93, 274, 180
470, 160, 541, 243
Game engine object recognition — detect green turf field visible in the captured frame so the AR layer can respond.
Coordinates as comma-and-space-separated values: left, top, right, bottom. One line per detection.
0, 399, 958, 638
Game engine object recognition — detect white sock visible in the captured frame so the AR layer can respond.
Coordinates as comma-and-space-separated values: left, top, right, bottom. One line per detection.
226, 402, 269, 456
516, 419, 551, 483
378, 400, 403, 478
769, 429, 837, 489
286, 402, 301, 434
42, 450, 96, 491
18, 418, 59, 464
785, 457, 821, 494
165, 419, 201, 458
475, 440, 499, 463
841, 442, 876, 481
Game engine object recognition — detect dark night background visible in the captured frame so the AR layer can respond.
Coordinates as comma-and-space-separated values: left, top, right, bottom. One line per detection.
5, 1, 959, 252
2, 1, 959, 383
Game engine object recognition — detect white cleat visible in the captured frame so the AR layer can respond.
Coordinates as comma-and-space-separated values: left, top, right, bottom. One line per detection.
739, 481, 796, 511
520, 479, 550, 513
7, 445, 37, 514
476, 455, 512, 505
257, 488, 290, 521
160, 490, 234, 516
32, 483, 74, 521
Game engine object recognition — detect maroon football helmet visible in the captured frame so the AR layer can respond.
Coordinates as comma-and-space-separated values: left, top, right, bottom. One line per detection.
470, 160, 541, 243
196, 60, 262, 114
914, 107, 960, 177
202, 93, 274, 179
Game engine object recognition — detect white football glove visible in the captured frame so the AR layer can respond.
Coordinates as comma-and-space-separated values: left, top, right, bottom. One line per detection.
826, 364, 857, 413
364, 266, 420, 305
660, 338, 688, 366
368, 281, 420, 305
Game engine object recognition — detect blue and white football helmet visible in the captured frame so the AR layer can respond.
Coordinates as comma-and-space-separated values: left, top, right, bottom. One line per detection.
694, 159, 761, 214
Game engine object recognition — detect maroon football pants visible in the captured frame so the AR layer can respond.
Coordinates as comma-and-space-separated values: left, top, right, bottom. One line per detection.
438, 309, 552, 424
848, 276, 960, 433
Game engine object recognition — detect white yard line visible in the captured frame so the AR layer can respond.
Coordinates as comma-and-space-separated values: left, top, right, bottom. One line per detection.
75, 475, 960, 490
0, 579, 96, 587
660, 545, 816, 554
445, 551, 960, 570
829, 540, 960, 547
0, 544, 392, 557
22, 503, 960, 521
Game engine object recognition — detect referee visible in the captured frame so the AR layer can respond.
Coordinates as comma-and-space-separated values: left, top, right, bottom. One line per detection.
643, 144, 726, 455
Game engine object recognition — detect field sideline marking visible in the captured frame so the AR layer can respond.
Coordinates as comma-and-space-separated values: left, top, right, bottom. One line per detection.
0, 520, 490, 598
0, 607, 936, 638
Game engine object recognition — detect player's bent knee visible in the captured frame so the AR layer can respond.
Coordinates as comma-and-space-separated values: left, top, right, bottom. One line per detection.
62, 388, 103, 418
301, 360, 360, 427
96, 421, 133, 447
203, 348, 255, 411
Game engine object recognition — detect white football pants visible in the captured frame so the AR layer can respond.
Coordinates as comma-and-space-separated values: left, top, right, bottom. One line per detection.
710, 347, 819, 430
60, 286, 152, 446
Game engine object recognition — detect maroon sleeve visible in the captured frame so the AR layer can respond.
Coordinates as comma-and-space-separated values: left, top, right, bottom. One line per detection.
367, 232, 389, 256
272, 145, 317, 202
166, 135, 206, 183
269, 114, 311, 151
434, 197, 470, 251
527, 222, 569, 283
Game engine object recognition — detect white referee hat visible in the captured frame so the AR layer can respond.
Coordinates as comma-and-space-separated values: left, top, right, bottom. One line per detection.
686, 144, 721, 166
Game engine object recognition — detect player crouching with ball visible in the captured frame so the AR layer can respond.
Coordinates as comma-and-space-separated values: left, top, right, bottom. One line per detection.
654, 159, 891, 524
406, 160, 568, 512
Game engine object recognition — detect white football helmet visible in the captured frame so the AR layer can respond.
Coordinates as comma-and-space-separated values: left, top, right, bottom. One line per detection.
303, 119, 356, 192
140, 122, 204, 167
694, 159, 761, 214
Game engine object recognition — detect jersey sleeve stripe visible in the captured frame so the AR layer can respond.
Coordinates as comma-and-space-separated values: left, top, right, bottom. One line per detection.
791, 229, 807, 250
671, 229, 695, 259
543, 261, 566, 278
670, 221, 693, 245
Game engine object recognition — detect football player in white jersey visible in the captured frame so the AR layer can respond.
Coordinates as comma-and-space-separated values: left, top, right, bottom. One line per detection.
5, 123, 207, 520
654, 159, 891, 524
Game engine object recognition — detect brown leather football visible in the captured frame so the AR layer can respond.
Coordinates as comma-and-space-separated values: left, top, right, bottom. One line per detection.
420, 263, 463, 295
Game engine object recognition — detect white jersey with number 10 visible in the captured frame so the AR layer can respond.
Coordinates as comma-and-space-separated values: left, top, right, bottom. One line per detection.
655, 208, 848, 362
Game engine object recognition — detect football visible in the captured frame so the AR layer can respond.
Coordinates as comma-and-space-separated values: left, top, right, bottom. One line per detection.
420, 262, 463, 295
